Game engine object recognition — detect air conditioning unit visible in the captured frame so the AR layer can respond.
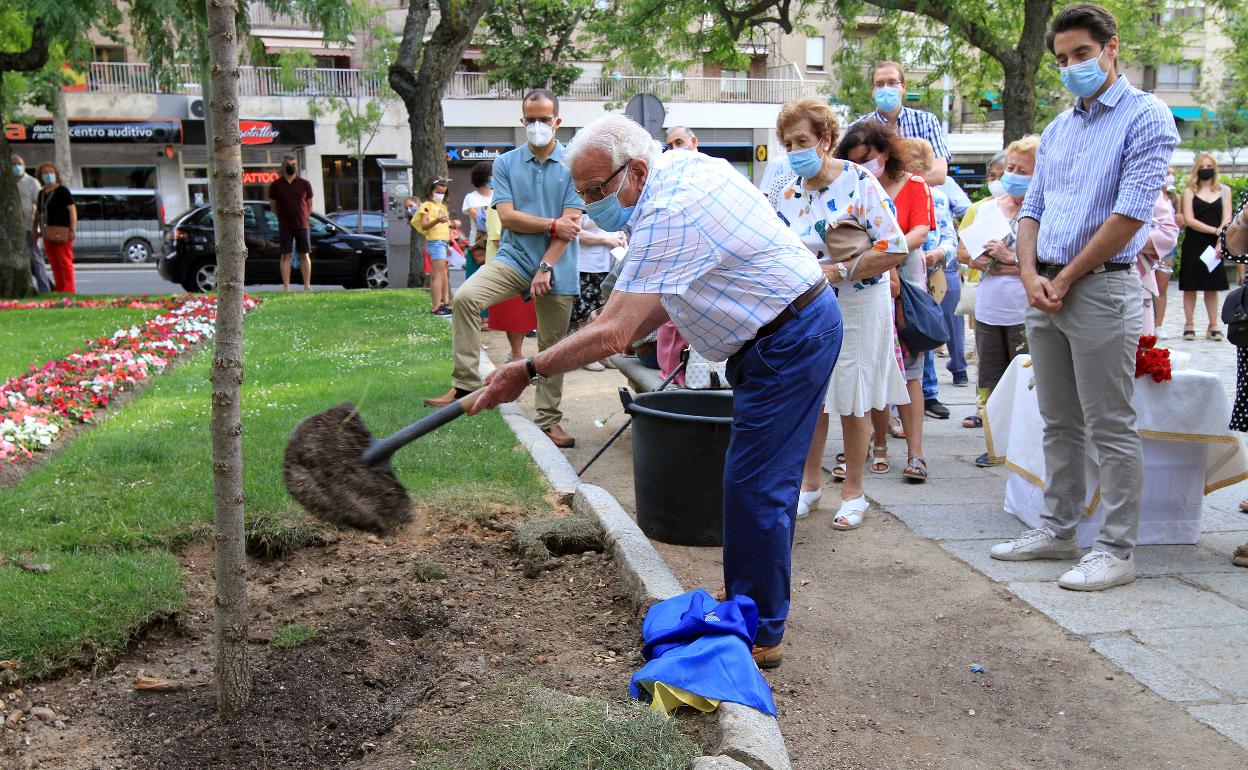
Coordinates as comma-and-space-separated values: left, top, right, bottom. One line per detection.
187, 97, 205, 119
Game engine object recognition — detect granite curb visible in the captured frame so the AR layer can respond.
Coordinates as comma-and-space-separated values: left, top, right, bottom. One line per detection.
481, 347, 791, 770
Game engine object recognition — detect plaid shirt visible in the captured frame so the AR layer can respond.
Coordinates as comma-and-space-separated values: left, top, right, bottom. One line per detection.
853, 107, 951, 160
615, 151, 821, 361
1020, 76, 1179, 265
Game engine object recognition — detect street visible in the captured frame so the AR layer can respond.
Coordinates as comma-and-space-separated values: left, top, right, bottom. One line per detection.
69, 263, 465, 296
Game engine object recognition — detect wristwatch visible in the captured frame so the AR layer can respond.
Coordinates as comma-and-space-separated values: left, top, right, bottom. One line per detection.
537, 261, 553, 274
524, 357, 548, 385
835, 262, 849, 282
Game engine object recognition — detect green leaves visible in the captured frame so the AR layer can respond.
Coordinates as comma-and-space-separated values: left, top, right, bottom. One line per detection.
480, 0, 596, 94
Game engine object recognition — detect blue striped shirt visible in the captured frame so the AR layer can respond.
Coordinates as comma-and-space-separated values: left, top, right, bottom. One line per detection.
853, 107, 951, 160
615, 151, 821, 361
1019, 76, 1179, 265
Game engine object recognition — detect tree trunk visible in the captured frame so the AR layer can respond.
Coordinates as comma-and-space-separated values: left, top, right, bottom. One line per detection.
390, 0, 494, 288
205, 0, 251, 720
52, 89, 74, 187
1000, 60, 1038, 145
0, 133, 35, 298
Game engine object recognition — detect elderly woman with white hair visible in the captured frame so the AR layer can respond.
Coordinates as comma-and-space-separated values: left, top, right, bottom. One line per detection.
472, 113, 842, 669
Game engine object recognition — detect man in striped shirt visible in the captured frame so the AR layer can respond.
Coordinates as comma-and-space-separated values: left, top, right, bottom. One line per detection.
854, 60, 949, 186
473, 114, 843, 668
990, 4, 1179, 591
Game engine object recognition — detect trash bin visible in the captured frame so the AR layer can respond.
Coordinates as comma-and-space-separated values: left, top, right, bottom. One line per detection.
623, 389, 734, 546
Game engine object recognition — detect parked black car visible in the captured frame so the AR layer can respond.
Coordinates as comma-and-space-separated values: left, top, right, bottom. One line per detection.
326, 209, 387, 238
159, 202, 390, 292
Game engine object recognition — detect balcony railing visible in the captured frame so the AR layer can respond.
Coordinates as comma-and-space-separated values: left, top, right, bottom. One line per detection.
86, 61, 822, 104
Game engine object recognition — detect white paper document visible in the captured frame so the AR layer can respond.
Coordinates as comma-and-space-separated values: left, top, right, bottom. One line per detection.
1200, 245, 1222, 273
958, 204, 1012, 262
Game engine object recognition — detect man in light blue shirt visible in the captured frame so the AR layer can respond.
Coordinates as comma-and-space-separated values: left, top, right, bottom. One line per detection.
424, 89, 584, 447
991, 4, 1179, 591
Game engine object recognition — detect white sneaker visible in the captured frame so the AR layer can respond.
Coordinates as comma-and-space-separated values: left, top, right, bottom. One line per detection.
796, 489, 822, 520
1156, 329, 1168, 340
583, 361, 606, 372
990, 527, 1081, 561
1058, 550, 1136, 591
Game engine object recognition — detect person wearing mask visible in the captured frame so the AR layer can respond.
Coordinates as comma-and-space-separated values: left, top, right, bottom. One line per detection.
1216, 197, 1248, 566
1154, 169, 1182, 335
852, 60, 950, 185
963, 135, 1040, 467
1179, 152, 1232, 341
770, 98, 909, 528
267, 153, 314, 291
572, 214, 624, 371
666, 126, 698, 151
33, 162, 76, 294
415, 177, 453, 315
472, 114, 841, 668
990, 4, 1178, 591
12, 154, 51, 293
424, 89, 584, 449
909, 139, 966, 393
838, 122, 934, 482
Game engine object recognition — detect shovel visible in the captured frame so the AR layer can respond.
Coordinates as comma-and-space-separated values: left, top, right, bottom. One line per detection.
282, 390, 482, 534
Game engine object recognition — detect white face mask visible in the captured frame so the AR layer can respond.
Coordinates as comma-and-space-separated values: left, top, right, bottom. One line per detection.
987, 179, 1007, 197
862, 155, 884, 178
432, 192, 445, 202
526, 120, 555, 147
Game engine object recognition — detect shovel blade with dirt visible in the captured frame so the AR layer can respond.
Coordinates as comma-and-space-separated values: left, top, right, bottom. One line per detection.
282, 391, 481, 534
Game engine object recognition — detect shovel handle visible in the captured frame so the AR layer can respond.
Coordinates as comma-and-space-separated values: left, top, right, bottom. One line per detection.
363, 389, 483, 467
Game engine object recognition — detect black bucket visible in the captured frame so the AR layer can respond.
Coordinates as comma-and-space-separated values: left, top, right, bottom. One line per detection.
623, 389, 734, 547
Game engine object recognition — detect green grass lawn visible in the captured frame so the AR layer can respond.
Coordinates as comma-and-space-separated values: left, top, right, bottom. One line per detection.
0, 290, 550, 677
0, 306, 157, 381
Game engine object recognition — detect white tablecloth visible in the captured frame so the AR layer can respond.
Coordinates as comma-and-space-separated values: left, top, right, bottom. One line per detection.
984, 355, 1248, 546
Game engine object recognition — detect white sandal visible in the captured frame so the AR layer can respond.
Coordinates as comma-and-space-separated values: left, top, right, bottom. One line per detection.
796, 489, 822, 519
831, 495, 868, 530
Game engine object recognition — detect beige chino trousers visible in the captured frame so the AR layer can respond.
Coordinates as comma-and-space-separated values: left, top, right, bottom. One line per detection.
450, 259, 572, 429
1024, 268, 1143, 558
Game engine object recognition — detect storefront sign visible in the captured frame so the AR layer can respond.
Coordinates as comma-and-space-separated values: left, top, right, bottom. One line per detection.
4, 119, 183, 144
447, 146, 509, 162
242, 168, 281, 185
182, 119, 316, 146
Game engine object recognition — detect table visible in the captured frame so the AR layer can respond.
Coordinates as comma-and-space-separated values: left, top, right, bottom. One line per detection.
984, 354, 1248, 547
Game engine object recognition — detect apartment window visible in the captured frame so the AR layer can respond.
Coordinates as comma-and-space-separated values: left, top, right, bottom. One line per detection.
721, 70, 748, 98
94, 46, 126, 63
1162, 1, 1205, 23
806, 37, 825, 73
1156, 63, 1200, 90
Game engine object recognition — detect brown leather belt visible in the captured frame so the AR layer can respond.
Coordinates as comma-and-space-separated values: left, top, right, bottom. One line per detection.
756, 278, 828, 339
1036, 261, 1129, 280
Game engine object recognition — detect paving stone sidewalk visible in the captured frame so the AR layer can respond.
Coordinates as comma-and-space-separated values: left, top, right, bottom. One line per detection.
829, 296, 1248, 751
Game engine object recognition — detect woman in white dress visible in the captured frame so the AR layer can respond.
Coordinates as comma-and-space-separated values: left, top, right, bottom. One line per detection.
770, 99, 910, 530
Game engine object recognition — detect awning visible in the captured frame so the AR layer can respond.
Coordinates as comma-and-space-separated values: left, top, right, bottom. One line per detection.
1170, 106, 1206, 121
259, 35, 351, 54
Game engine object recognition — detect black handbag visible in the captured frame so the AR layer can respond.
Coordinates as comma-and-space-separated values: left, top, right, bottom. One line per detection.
896, 278, 948, 355
1221, 285, 1248, 346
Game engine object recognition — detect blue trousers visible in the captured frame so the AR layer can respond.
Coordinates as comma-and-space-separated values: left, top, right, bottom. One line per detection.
923, 351, 938, 401
724, 289, 841, 647
940, 274, 966, 378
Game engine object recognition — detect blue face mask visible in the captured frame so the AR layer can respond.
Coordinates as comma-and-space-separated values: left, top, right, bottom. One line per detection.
787, 146, 825, 179
1059, 49, 1109, 98
11, 164, 23, 177
41, 173, 56, 185
999, 171, 1032, 197
585, 173, 635, 232
874, 86, 901, 113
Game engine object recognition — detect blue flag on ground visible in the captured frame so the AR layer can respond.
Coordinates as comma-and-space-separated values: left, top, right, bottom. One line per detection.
629, 589, 777, 717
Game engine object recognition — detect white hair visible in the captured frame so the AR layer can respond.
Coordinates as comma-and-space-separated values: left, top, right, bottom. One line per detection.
564, 114, 661, 173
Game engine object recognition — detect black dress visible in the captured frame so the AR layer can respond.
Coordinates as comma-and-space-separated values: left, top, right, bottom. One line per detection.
1179, 194, 1228, 291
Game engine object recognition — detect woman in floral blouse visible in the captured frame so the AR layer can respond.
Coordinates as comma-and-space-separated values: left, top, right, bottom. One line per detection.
769, 98, 910, 531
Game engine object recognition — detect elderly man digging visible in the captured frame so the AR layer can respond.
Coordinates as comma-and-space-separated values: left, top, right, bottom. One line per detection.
472, 114, 842, 668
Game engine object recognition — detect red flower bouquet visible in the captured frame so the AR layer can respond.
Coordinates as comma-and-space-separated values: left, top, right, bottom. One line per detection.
1134, 336, 1172, 383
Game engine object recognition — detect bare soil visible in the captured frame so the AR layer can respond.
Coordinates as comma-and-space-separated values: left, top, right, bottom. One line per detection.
2, 507, 712, 770
536, 343, 1248, 770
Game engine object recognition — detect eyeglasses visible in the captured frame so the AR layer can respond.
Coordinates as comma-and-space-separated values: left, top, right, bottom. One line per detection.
577, 162, 628, 202
522, 116, 556, 126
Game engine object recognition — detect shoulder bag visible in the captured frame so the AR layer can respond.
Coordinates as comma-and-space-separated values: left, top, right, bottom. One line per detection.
821, 218, 875, 263
896, 278, 948, 355
1221, 285, 1248, 346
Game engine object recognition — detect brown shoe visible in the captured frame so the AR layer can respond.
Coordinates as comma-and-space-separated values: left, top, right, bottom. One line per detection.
752, 643, 783, 669
542, 424, 576, 448
423, 388, 459, 408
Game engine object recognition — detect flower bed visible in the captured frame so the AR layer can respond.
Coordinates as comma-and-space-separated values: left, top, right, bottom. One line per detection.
0, 296, 180, 313
1, 296, 259, 465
